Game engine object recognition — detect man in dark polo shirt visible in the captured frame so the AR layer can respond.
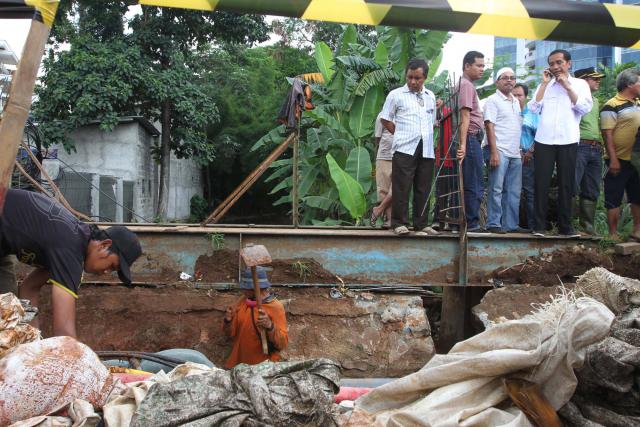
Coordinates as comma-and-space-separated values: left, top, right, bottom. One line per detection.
0, 188, 142, 337
456, 51, 486, 231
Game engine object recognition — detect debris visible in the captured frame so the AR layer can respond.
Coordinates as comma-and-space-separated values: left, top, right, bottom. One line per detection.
615, 241, 640, 256
179, 272, 192, 280
576, 267, 640, 314
347, 294, 613, 426
0, 293, 40, 358
0, 336, 117, 426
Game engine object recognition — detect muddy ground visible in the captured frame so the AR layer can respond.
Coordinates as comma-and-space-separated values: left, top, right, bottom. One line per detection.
492, 245, 640, 286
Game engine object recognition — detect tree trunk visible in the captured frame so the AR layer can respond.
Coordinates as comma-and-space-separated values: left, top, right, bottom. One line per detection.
156, 101, 171, 221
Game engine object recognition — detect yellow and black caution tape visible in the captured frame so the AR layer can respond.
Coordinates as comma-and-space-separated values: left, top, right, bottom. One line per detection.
2, 0, 639, 48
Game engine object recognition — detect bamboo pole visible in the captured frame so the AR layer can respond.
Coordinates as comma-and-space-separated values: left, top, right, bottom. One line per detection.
13, 160, 53, 197
201, 133, 296, 226
19, 140, 92, 222
0, 18, 51, 214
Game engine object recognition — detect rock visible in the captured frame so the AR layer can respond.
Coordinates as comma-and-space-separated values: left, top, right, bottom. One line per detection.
472, 284, 575, 329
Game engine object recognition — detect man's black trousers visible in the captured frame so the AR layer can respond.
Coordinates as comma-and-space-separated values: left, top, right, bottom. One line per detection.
533, 142, 578, 233
391, 140, 435, 230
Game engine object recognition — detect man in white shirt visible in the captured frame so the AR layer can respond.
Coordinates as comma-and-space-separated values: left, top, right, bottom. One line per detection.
380, 59, 438, 236
483, 67, 523, 233
527, 49, 593, 237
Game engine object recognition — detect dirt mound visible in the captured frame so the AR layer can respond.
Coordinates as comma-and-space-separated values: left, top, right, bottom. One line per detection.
195, 250, 240, 282
194, 251, 345, 284
493, 246, 640, 286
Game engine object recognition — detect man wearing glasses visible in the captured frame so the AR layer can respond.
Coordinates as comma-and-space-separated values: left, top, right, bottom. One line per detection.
380, 59, 438, 236
574, 67, 605, 236
483, 67, 524, 233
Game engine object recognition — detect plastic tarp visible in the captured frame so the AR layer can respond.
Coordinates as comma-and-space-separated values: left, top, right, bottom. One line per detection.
346, 296, 614, 427
120, 358, 341, 427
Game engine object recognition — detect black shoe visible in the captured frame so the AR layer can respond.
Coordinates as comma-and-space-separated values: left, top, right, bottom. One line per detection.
467, 226, 482, 232
486, 227, 506, 234
559, 229, 581, 238
507, 227, 530, 234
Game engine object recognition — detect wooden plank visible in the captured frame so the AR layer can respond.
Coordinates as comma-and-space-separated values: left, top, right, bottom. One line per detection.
615, 242, 640, 255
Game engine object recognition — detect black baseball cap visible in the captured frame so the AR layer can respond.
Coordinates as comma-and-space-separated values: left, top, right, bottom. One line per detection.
574, 67, 605, 79
103, 226, 142, 285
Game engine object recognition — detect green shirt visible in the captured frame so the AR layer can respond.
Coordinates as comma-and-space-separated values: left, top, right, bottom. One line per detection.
579, 96, 601, 142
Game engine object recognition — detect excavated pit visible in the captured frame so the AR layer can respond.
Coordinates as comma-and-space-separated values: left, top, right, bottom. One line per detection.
35, 286, 435, 378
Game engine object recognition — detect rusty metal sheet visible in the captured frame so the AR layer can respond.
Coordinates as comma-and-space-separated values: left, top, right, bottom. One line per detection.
124, 226, 596, 286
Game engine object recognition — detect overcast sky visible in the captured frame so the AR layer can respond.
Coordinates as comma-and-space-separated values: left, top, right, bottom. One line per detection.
1, 18, 494, 78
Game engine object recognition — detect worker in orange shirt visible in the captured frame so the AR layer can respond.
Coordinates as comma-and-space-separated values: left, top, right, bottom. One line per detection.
222, 266, 288, 368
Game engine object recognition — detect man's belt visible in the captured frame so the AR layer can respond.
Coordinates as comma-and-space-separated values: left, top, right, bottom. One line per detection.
579, 139, 600, 146
469, 128, 484, 140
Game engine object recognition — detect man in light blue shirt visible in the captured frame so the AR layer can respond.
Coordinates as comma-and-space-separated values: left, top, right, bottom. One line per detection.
380, 59, 437, 236
513, 83, 538, 231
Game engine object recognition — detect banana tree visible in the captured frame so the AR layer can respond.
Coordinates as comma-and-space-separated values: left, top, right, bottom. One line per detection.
253, 25, 450, 225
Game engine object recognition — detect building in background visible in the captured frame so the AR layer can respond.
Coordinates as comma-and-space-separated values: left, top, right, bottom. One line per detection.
0, 39, 18, 109
495, 0, 639, 79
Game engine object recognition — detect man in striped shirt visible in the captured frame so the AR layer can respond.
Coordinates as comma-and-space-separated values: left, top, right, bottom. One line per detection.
380, 59, 438, 236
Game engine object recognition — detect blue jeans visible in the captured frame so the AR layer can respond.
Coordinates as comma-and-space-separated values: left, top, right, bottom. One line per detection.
486, 152, 522, 231
462, 133, 484, 229
522, 158, 535, 230
575, 143, 602, 201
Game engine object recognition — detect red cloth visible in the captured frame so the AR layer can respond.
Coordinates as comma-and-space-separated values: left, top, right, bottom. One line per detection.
436, 107, 454, 168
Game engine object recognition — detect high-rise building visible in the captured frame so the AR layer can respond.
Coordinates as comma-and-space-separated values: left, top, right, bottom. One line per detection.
494, 0, 639, 79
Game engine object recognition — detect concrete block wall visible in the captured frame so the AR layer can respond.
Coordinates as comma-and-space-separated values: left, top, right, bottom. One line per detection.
52, 119, 203, 222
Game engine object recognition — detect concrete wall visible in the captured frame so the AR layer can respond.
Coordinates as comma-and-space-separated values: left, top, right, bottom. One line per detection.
49, 119, 203, 222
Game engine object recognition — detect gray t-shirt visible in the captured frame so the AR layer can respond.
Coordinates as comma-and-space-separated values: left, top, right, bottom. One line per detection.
375, 112, 393, 160
0, 189, 90, 297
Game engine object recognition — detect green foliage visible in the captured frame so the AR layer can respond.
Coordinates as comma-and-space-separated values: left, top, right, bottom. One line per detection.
326, 153, 366, 221
315, 42, 336, 83
257, 25, 449, 224
207, 232, 226, 251
189, 194, 209, 222
596, 62, 638, 106
33, 35, 146, 151
291, 260, 311, 281
33, 1, 269, 219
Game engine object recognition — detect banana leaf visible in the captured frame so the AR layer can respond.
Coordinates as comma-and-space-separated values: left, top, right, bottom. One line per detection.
345, 146, 373, 194
326, 153, 366, 220
349, 85, 383, 139
374, 41, 388, 68
315, 41, 335, 83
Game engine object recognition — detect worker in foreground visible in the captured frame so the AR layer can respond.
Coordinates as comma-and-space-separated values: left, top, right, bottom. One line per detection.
0, 188, 142, 337
223, 266, 288, 368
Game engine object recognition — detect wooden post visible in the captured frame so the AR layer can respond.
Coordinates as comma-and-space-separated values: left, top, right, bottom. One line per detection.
0, 18, 51, 214
292, 134, 299, 227
201, 133, 295, 226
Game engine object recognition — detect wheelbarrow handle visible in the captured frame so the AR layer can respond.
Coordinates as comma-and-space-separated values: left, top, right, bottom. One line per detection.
251, 266, 269, 355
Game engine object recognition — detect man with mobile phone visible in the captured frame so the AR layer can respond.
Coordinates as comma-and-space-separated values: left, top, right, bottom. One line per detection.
527, 50, 593, 237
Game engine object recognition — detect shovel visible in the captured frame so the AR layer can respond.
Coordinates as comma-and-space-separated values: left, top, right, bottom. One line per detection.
240, 243, 272, 355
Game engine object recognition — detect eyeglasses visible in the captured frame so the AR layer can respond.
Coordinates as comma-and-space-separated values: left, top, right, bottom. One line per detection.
415, 92, 424, 107
499, 76, 516, 81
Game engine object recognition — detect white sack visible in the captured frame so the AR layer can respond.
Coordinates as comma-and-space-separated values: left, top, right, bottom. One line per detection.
349, 296, 614, 427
